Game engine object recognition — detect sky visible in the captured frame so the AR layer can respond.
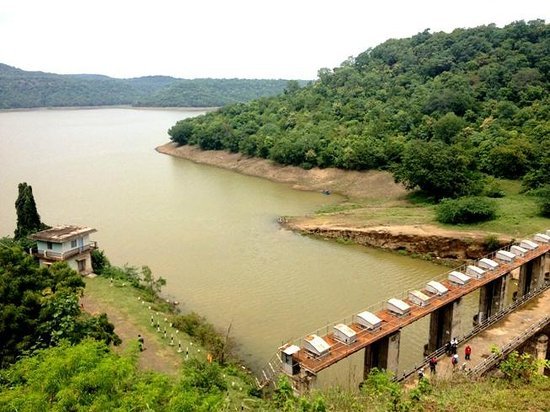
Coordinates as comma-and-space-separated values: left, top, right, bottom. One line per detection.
1, 0, 548, 80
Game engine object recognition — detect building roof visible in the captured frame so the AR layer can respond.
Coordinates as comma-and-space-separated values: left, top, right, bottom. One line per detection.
426, 280, 448, 295
29, 225, 96, 242
356, 310, 382, 327
282, 345, 301, 356
304, 334, 331, 354
334, 323, 356, 338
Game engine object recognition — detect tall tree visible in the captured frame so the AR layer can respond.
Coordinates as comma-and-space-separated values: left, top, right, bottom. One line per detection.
14, 182, 46, 240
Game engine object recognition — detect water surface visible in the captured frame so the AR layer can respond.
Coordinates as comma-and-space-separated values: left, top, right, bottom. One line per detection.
0, 108, 448, 385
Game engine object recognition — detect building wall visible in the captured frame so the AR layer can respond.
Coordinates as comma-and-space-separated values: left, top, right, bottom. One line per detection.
66, 252, 93, 274
37, 240, 62, 252
37, 234, 91, 253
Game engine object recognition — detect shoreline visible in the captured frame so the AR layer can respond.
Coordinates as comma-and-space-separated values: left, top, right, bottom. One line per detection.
156, 142, 511, 262
0, 106, 218, 113
155, 142, 406, 199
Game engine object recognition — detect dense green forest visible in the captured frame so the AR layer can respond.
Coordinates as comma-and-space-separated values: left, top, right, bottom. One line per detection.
169, 20, 549, 201
0, 63, 299, 108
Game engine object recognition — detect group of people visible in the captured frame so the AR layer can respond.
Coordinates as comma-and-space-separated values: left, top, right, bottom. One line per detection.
419, 339, 473, 380
448, 338, 472, 371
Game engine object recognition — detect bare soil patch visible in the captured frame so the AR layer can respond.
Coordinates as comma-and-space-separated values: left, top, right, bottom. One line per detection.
156, 142, 406, 200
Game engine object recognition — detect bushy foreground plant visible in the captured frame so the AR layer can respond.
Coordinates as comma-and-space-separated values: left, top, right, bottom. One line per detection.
100, 264, 166, 300
436, 196, 497, 224
498, 350, 549, 383
0, 340, 228, 411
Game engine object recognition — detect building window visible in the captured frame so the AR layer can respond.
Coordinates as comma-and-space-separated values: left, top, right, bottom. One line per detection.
47, 241, 53, 250
71, 239, 77, 248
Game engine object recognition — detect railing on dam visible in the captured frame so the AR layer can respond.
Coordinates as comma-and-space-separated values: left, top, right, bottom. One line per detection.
467, 314, 550, 377
395, 280, 550, 382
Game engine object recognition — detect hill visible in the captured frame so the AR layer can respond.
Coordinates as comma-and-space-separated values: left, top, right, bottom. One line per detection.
168, 20, 549, 194
0, 63, 300, 108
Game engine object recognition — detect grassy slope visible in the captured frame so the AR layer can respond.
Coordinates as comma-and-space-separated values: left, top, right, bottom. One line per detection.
421, 377, 550, 412
318, 376, 550, 412
82, 275, 254, 407
310, 179, 548, 238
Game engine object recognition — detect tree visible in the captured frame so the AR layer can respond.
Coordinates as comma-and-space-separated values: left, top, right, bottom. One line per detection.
0, 243, 118, 367
432, 112, 466, 143
14, 182, 47, 240
393, 140, 482, 199
168, 120, 195, 145
164, 20, 548, 187
91, 249, 111, 274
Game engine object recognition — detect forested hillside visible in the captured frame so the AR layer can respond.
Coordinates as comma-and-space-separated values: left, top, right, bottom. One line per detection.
169, 20, 549, 199
135, 78, 302, 107
0, 64, 296, 108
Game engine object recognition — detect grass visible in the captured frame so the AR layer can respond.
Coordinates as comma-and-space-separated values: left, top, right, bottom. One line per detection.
310, 179, 549, 237
315, 202, 363, 214
437, 180, 548, 237
84, 275, 204, 361
421, 376, 550, 411
311, 375, 550, 411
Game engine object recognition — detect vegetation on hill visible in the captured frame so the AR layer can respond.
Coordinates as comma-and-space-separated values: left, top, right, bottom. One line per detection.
0, 63, 300, 108
134, 78, 303, 107
0, 240, 119, 368
169, 20, 549, 208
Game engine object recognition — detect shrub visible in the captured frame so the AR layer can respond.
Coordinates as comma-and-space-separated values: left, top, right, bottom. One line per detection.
483, 178, 506, 198
483, 235, 502, 252
91, 249, 110, 274
172, 312, 227, 362
499, 351, 547, 383
436, 197, 497, 224
533, 186, 550, 217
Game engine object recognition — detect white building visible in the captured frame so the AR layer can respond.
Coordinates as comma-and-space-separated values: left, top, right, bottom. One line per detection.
30, 225, 97, 274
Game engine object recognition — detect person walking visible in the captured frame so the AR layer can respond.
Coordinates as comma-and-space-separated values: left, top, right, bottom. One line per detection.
451, 354, 459, 369
429, 357, 437, 374
465, 345, 472, 360
138, 334, 145, 351
451, 338, 458, 355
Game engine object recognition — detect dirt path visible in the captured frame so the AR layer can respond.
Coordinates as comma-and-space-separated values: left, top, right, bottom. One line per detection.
80, 294, 182, 375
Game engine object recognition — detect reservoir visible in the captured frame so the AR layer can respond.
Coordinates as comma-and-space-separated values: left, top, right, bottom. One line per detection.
1, 108, 459, 386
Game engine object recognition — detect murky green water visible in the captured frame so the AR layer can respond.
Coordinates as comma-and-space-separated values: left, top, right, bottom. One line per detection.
1, 108, 450, 385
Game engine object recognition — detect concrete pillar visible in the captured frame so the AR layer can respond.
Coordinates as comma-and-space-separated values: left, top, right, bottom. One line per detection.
386, 332, 401, 376
519, 255, 546, 297
542, 252, 550, 283
518, 260, 533, 297
535, 334, 548, 375
427, 298, 462, 353
544, 252, 550, 284
530, 256, 545, 291
497, 272, 511, 309
478, 274, 510, 323
363, 331, 401, 379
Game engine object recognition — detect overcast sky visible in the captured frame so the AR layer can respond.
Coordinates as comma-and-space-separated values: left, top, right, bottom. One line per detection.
1, 0, 548, 80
